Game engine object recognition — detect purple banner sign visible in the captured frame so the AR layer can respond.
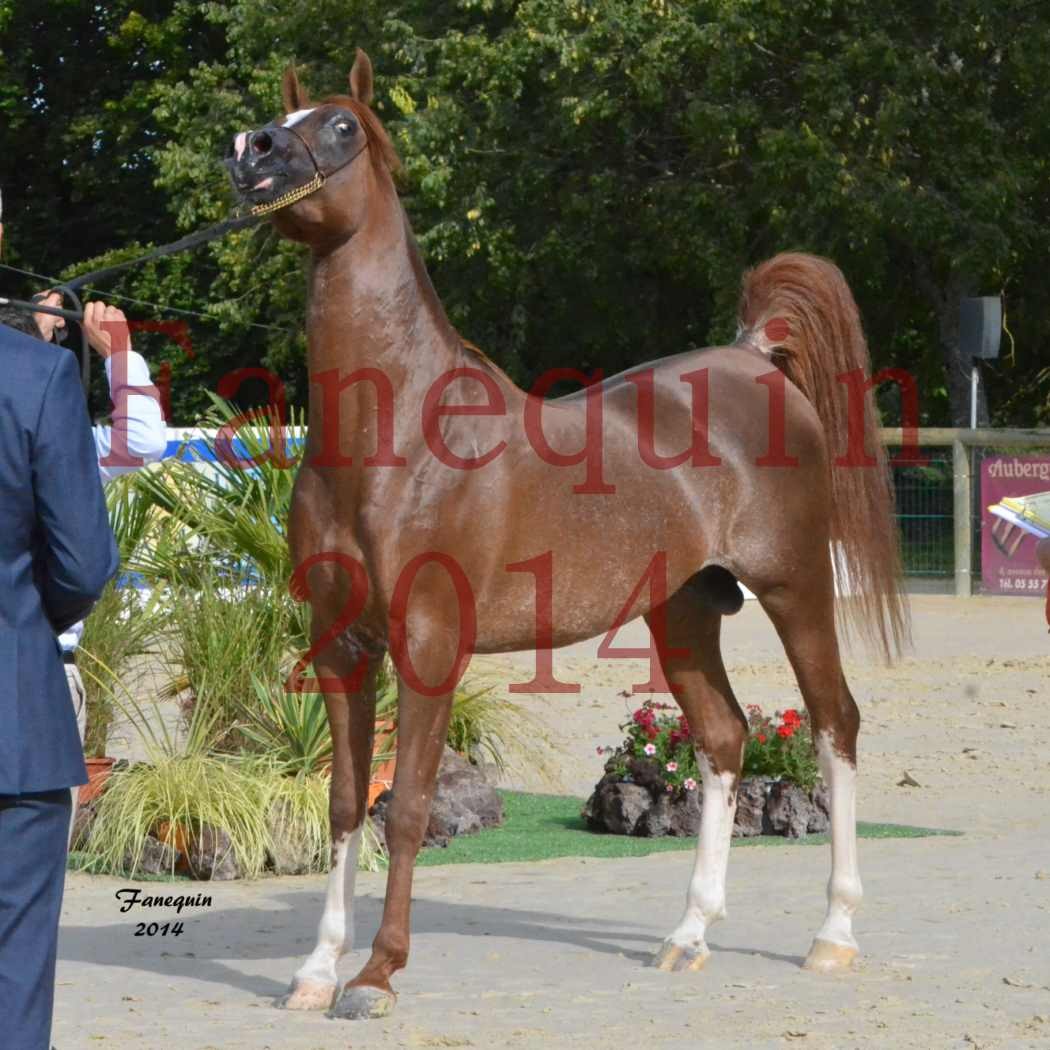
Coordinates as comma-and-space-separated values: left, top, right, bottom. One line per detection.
980, 455, 1050, 596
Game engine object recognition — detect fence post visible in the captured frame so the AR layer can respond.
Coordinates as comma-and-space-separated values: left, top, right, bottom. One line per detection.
952, 439, 973, 597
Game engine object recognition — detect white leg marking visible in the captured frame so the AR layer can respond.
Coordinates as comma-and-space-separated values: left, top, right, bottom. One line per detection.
813, 732, 862, 950
667, 756, 737, 951
294, 828, 362, 987
234, 131, 248, 160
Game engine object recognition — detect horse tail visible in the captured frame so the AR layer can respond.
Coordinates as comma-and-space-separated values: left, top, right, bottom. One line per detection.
736, 251, 909, 659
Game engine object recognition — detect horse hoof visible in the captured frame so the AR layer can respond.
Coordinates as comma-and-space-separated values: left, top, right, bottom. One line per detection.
329, 984, 397, 1020
277, 978, 338, 1011
802, 938, 858, 973
651, 940, 711, 973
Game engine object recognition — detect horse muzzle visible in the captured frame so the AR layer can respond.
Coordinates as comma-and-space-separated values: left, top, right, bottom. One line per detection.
226, 126, 298, 202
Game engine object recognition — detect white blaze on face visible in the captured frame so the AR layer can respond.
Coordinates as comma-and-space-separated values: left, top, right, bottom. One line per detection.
234, 132, 248, 161
813, 731, 862, 949
294, 827, 363, 987
282, 108, 317, 128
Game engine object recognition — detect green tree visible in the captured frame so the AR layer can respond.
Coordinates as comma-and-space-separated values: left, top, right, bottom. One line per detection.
3, 1, 1049, 425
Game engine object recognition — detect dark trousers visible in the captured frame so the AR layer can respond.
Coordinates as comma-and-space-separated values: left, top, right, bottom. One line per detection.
0, 790, 72, 1050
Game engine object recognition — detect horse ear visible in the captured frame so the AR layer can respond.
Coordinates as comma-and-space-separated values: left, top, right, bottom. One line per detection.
282, 65, 308, 113
349, 48, 374, 106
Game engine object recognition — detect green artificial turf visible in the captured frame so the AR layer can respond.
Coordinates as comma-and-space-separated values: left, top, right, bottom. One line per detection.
69, 791, 960, 878
415, 790, 961, 867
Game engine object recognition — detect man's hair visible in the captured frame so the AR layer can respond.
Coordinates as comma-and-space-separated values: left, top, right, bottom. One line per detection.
0, 306, 43, 338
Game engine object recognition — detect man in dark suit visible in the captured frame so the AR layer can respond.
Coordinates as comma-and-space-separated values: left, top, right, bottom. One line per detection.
0, 311, 119, 1046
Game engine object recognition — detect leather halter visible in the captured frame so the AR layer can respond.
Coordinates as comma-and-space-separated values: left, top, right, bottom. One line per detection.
251, 120, 369, 217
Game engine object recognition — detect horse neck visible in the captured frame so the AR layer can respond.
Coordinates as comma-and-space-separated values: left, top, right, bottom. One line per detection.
306, 197, 459, 377
304, 193, 522, 457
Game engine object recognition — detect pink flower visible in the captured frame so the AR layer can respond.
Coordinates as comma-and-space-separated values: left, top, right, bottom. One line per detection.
643, 743, 657, 756
596, 746, 603, 754
665, 761, 678, 773
665, 783, 674, 792
684, 777, 698, 791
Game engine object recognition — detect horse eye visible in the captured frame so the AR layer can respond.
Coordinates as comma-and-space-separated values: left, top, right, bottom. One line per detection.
335, 120, 354, 135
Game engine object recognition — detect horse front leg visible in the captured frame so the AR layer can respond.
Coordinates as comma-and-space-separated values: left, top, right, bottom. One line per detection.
280, 643, 383, 1011
331, 634, 454, 1020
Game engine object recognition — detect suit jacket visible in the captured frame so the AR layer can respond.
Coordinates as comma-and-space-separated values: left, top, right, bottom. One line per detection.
0, 325, 119, 793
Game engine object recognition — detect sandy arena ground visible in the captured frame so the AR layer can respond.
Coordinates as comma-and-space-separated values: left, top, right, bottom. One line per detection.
53, 595, 1050, 1049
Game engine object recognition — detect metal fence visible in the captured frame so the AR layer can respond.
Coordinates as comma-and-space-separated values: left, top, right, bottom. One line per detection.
886, 447, 954, 577
880, 428, 1050, 594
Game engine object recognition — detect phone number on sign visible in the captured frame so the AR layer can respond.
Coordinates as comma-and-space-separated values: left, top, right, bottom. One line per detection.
998, 577, 1047, 592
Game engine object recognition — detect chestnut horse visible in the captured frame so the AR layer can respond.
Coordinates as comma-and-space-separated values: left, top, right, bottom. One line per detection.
226, 51, 907, 1021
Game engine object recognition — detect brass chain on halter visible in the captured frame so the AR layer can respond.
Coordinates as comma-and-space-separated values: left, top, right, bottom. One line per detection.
251, 172, 326, 216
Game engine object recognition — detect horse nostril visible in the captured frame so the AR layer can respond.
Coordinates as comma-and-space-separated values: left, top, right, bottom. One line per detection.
251, 130, 273, 157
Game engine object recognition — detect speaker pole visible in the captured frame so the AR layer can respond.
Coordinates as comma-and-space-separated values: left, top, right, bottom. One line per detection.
970, 361, 978, 429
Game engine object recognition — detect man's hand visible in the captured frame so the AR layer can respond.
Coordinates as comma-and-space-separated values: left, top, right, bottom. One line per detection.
82, 301, 133, 359
33, 291, 66, 343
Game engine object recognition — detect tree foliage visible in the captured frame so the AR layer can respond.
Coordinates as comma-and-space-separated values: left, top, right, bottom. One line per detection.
1, 0, 1048, 424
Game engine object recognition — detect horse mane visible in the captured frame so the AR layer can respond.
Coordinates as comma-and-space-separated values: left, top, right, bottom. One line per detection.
321, 94, 401, 176
459, 337, 514, 383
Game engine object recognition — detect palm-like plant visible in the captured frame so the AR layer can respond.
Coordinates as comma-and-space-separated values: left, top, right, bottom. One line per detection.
241, 676, 333, 775
127, 397, 557, 785
129, 393, 304, 598
159, 568, 298, 750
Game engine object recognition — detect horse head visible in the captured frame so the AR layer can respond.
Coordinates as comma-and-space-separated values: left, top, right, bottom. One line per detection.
226, 49, 399, 245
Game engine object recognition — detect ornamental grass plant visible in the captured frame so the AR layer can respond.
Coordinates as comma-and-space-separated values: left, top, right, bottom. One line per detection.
80, 689, 385, 877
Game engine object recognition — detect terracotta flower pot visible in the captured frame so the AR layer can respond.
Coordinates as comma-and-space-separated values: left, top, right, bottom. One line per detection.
314, 720, 398, 808
369, 720, 397, 807
79, 756, 115, 804
156, 820, 194, 874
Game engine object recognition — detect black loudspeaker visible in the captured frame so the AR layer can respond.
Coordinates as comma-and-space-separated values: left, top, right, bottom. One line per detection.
959, 296, 1002, 360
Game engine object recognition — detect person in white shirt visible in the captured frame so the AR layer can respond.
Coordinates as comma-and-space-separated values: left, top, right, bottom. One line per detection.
27, 293, 168, 836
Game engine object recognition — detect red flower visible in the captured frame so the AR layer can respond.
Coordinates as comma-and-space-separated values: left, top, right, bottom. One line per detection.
777, 724, 794, 739
782, 708, 802, 726
757, 733, 767, 744
645, 725, 659, 741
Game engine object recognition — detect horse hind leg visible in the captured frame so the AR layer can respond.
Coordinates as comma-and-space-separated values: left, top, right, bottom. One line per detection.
279, 640, 384, 1011
645, 585, 748, 973
756, 576, 862, 973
